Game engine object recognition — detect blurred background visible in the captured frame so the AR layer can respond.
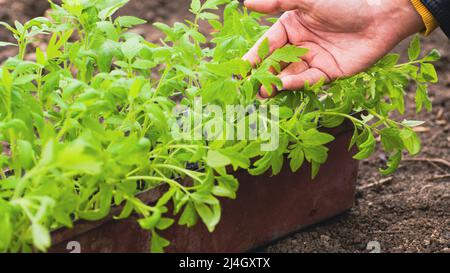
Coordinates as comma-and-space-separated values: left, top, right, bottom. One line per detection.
0, 0, 448, 253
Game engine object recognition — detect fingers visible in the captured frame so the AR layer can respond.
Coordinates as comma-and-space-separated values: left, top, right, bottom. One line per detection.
278, 61, 309, 78
258, 64, 330, 99
258, 61, 307, 97
242, 20, 288, 66
243, 0, 300, 14
281, 68, 330, 90
258, 61, 308, 98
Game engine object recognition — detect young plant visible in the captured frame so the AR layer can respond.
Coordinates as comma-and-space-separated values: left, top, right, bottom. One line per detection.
0, 0, 439, 252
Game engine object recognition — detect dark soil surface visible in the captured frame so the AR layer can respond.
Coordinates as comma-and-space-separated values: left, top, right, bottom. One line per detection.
1, 0, 448, 253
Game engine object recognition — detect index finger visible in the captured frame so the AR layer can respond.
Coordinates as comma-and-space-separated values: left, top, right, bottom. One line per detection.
242, 20, 288, 66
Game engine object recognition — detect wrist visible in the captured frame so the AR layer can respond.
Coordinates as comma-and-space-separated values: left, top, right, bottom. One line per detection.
383, 0, 426, 40
401, 0, 426, 35
410, 0, 438, 35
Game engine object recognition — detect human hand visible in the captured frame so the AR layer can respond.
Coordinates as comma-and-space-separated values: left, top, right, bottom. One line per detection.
243, 0, 425, 98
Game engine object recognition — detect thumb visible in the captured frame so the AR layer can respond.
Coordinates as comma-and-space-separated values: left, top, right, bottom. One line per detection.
243, 0, 303, 14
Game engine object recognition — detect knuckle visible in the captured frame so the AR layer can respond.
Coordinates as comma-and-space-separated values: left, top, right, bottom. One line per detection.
273, 0, 283, 10
279, 11, 297, 25
279, 11, 291, 21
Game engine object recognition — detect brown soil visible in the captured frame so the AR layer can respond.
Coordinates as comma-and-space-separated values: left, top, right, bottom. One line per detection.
0, 0, 49, 32
0, 0, 448, 253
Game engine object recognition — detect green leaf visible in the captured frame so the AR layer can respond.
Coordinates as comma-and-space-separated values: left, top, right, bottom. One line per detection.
96, 21, 119, 40
115, 16, 147, 27
203, 0, 229, 10
377, 54, 400, 68
0, 42, 17, 47
242, 141, 262, 158
270, 45, 308, 63
153, 22, 177, 41
214, 175, 238, 199
199, 12, 219, 20
139, 211, 161, 230
62, 80, 84, 100
31, 224, 51, 252
415, 84, 432, 113
420, 63, 438, 83
132, 59, 155, 70
299, 129, 335, 146
128, 77, 145, 100
36, 47, 46, 65
401, 120, 425, 127
380, 151, 402, 175
408, 35, 421, 61
121, 37, 143, 60
399, 129, 421, 155
156, 218, 174, 230
190, 0, 202, 13
270, 153, 284, 176
311, 161, 321, 179
78, 184, 113, 221
0, 22, 19, 35
208, 19, 222, 30
206, 150, 231, 168
98, 0, 129, 20
53, 206, 73, 228
194, 202, 221, 232
57, 142, 103, 175
2, 68, 13, 92
151, 230, 170, 253
258, 38, 270, 60
304, 145, 328, 164
253, 70, 282, 95
191, 193, 219, 205
220, 149, 250, 170
97, 36, 119, 71
211, 185, 235, 199
380, 128, 403, 152
353, 131, 376, 160
0, 213, 12, 252
178, 202, 198, 227
249, 153, 272, 176
16, 140, 35, 170
423, 49, 441, 62
289, 145, 305, 172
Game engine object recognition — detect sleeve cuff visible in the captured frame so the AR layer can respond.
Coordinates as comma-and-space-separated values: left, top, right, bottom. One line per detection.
410, 0, 438, 36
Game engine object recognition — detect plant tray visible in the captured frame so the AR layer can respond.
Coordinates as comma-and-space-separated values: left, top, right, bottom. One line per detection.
50, 125, 358, 253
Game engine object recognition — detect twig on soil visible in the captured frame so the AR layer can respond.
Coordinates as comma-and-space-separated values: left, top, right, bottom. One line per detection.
427, 174, 450, 182
436, 108, 444, 120
413, 126, 430, 133
403, 158, 450, 169
358, 177, 393, 191
371, 230, 407, 234
426, 161, 447, 173
429, 131, 442, 143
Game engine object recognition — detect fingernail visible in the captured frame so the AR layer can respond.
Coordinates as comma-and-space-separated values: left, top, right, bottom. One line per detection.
258, 89, 269, 99
258, 90, 265, 99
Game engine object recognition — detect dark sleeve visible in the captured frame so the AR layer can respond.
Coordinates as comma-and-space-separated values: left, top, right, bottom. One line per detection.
421, 0, 450, 38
